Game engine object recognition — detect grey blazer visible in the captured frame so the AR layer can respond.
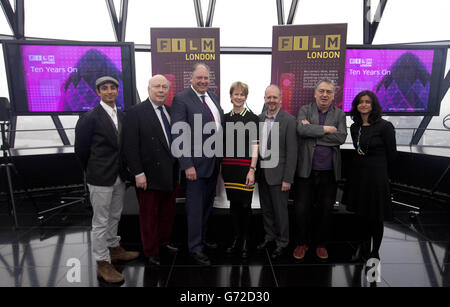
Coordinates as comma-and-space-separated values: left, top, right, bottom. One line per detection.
259, 108, 298, 185
296, 102, 347, 181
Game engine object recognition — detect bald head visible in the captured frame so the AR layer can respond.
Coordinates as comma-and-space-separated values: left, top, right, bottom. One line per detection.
148, 74, 169, 106
264, 84, 282, 115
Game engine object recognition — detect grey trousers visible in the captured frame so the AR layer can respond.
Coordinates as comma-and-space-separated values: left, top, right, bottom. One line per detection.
258, 172, 290, 248
88, 177, 126, 262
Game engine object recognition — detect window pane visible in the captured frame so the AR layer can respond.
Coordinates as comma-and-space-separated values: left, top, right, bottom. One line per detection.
14, 116, 62, 147
373, 0, 450, 44
221, 54, 271, 114
135, 51, 152, 102
126, 0, 197, 45
294, 0, 363, 44
58, 115, 79, 145
25, 0, 115, 41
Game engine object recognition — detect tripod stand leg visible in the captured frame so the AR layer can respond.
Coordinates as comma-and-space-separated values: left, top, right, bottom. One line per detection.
5, 163, 18, 229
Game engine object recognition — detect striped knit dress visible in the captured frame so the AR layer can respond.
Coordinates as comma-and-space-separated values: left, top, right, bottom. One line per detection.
221, 108, 259, 204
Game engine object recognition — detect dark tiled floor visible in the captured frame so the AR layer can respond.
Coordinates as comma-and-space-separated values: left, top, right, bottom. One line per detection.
0, 198, 450, 287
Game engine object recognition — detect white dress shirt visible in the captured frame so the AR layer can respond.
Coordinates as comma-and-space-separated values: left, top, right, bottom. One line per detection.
100, 101, 118, 130
191, 85, 221, 132
150, 99, 171, 147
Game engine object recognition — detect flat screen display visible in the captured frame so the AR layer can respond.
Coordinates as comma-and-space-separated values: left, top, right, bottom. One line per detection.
2, 41, 136, 114
343, 47, 446, 115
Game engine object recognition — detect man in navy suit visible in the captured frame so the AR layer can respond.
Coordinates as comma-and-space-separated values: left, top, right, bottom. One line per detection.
75, 76, 139, 283
171, 63, 224, 266
122, 75, 178, 266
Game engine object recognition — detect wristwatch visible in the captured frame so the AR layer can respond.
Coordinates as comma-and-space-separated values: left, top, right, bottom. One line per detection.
249, 166, 256, 171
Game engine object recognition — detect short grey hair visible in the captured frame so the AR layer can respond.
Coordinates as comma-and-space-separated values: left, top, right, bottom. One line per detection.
314, 78, 336, 92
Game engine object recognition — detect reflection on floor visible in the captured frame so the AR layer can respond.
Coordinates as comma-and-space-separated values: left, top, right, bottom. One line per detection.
0, 196, 449, 287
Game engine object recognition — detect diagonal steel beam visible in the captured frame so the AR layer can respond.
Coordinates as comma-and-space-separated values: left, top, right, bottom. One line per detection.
364, 0, 388, 44
439, 69, 450, 103
118, 0, 128, 42
276, 0, 285, 25
193, 0, 204, 27
0, 0, 16, 35
106, 0, 120, 41
370, 0, 387, 43
15, 0, 24, 39
0, 0, 24, 39
286, 0, 299, 24
106, 0, 129, 42
205, 0, 216, 27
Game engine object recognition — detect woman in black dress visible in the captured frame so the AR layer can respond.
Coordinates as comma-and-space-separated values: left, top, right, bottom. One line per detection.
221, 81, 259, 258
347, 90, 397, 260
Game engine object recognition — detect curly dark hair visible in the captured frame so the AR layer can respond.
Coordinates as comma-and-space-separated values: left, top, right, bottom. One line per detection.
350, 90, 382, 125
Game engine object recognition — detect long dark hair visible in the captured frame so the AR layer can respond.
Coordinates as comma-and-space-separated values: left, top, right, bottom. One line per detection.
350, 90, 382, 125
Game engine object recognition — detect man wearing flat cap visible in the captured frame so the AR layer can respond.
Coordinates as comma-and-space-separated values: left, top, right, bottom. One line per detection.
75, 76, 139, 284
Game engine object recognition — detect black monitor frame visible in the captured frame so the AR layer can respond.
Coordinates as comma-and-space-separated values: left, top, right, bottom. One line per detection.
345, 44, 447, 116
2, 40, 137, 116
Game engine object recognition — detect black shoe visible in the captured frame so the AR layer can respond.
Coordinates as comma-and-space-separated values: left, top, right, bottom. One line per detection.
226, 238, 240, 254
256, 239, 273, 251
190, 251, 211, 266
271, 246, 286, 259
241, 240, 249, 259
203, 241, 218, 249
147, 255, 161, 266
164, 243, 179, 253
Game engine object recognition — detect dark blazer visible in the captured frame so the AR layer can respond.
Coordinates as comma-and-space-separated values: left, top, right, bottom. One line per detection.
122, 98, 176, 192
258, 108, 298, 185
171, 87, 224, 178
74, 104, 126, 186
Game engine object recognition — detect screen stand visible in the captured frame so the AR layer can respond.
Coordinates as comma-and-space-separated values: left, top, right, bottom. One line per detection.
0, 121, 39, 229
36, 173, 89, 240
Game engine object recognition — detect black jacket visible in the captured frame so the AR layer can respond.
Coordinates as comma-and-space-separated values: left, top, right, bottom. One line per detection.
122, 98, 177, 191
74, 104, 127, 186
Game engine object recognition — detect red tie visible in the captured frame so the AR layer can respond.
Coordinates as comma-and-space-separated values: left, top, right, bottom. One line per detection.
200, 95, 215, 122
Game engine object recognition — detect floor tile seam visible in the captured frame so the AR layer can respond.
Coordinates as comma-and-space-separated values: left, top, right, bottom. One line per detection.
166, 264, 274, 268
378, 262, 442, 265
380, 276, 392, 287
271, 263, 358, 267
393, 218, 432, 242
11, 242, 93, 247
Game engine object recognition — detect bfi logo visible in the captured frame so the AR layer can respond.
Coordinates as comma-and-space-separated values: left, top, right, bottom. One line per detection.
157, 38, 215, 53
28, 55, 55, 64
278, 35, 341, 51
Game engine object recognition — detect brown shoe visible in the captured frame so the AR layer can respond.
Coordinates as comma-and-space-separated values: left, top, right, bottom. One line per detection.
97, 261, 124, 283
293, 245, 309, 260
109, 246, 139, 262
316, 247, 329, 259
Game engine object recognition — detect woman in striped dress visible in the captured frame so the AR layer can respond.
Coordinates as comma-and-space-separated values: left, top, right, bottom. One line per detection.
221, 81, 259, 258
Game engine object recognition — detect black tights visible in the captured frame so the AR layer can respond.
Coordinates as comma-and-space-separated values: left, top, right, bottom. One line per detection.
230, 201, 252, 241
361, 217, 384, 258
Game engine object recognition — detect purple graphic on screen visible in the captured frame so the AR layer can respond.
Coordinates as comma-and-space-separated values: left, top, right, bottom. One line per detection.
21, 46, 123, 112
343, 49, 434, 112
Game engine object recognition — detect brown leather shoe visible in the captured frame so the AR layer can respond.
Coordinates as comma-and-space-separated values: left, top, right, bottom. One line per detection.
109, 246, 139, 262
97, 261, 124, 283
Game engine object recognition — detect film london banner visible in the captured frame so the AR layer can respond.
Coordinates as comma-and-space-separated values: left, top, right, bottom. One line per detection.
271, 24, 347, 117
151, 27, 220, 106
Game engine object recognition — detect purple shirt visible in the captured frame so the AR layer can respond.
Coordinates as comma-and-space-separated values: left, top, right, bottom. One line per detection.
312, 110, 333, 171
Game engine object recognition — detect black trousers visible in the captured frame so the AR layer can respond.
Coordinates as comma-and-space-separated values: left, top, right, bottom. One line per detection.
294, 170, 337, 246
